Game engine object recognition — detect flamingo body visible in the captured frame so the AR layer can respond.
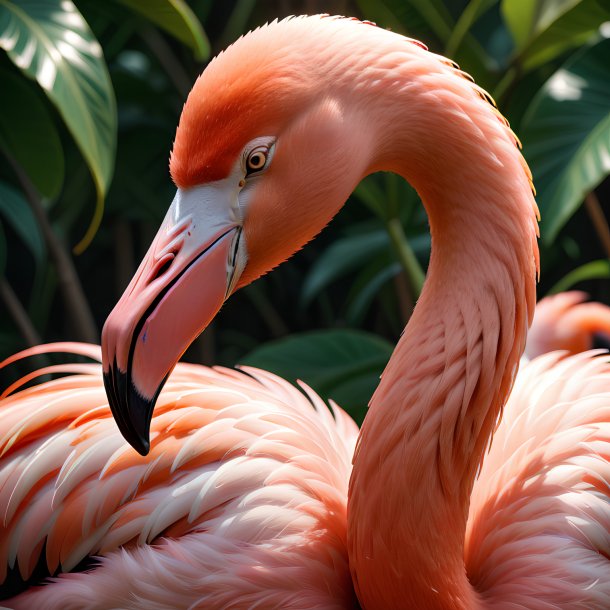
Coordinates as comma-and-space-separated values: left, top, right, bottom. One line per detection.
467, 351, 610, 607
1, 345, 357, 608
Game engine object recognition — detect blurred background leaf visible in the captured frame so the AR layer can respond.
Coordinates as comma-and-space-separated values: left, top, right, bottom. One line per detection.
242, 329, 393, 424
0, 70, 64, 199
116, 0, 210, 59
302, 229, 391, 307
549, 259, 610, 294
0, 182, 44, 266
502, 0, 610, 70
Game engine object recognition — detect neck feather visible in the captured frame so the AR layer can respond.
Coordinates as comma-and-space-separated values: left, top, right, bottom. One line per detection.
345, 36, 539, 609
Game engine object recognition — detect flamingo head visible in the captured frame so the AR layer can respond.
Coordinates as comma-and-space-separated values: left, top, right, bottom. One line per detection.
101, 18, 374, 454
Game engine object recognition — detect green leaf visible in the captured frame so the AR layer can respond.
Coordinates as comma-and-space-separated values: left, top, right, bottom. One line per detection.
0, 69, 64, 199
241, 329, 393, 422
521, 38, 610, 242
501, 0, 538, 48
386, 217, 425, 296
301, 230, 390, 305
503, 0, 610, 70
0, 0, 117, 251
354, 176, 390, 220
0, 181, 45, 264
522, 1, 610, 70
446, 0, 497, 58
116, 0, 209, 60
396, 0, 454, 42
346, 261, 400, 325
548, 260, 610, 294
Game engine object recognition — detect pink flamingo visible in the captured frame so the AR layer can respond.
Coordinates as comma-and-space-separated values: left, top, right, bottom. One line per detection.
1, 15, 610, 609
525, 291, 610, 359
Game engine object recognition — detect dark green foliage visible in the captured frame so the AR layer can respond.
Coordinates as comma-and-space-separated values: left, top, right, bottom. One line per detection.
242, 330, 394, 425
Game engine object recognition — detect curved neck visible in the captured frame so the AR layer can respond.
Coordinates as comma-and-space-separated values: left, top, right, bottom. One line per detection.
346, 43, 539, 609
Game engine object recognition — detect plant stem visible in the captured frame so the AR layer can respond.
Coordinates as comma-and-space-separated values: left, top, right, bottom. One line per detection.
0, 278, 41, 347
584, 191, 610, 260
10, 160, 98, 343
386, 218, 425, 298
393, 272, 414, 322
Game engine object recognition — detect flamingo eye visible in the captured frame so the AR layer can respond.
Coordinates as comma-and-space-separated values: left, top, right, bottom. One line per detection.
245, 147, 268, 175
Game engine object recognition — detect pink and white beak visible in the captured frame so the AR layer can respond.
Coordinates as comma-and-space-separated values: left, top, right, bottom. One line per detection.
102, 181, 246, 455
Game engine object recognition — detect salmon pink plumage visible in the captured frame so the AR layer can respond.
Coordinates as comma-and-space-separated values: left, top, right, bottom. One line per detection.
1, 344, 357, 608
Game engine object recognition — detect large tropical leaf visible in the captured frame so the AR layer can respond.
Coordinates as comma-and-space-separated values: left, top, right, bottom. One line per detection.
346, 261, 401, 325
116, 0, 209, 60
446, 0, 497, 59
0, 69, 64, 199
301, 229, 390, 306
241, 329, 394, 422
354, 172, 424, 225
502, 0, 610, 70
0, 0, 117, 251
520, 38, 610, 242
301, 223, 429, 307
0, 181, 45, 264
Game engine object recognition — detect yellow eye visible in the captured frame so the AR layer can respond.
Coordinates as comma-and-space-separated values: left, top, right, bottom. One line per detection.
246, 148, 268, 174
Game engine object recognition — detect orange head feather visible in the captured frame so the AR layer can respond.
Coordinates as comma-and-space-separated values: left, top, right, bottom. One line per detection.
169, 18, 380, 287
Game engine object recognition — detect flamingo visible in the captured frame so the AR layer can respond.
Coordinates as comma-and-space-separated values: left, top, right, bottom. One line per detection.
1, 14, 610, 609
525, 291, 610, 359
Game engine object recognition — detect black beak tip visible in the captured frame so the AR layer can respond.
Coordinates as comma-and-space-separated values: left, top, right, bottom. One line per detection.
103, 363, 153, 456
131, 435, 151, 457
126, 385, 153, 456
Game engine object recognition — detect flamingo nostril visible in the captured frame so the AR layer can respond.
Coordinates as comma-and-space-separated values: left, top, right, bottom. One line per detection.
149, 254, 175, 284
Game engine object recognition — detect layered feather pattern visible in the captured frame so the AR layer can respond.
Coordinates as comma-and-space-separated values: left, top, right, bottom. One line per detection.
467, 351, 610, 608
0, 344, 357, 609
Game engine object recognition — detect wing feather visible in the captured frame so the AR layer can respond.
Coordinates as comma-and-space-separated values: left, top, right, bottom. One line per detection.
0, 344, 357, 608
467, 352, 610, 607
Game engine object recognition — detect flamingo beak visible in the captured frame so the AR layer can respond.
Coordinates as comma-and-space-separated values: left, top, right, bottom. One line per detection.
101, 182, 245, 455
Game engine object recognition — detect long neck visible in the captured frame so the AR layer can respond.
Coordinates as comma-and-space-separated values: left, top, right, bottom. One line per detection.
346, 41, 539, 609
